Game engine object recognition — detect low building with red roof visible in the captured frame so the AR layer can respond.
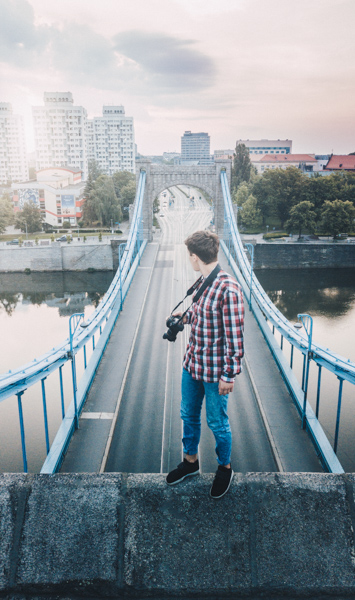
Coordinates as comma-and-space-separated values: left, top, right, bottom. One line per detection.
254, 154, 319, 174
324, 155, 355, 172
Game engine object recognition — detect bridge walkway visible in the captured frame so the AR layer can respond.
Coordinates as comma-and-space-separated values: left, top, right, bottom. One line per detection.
61, 187, 322, 474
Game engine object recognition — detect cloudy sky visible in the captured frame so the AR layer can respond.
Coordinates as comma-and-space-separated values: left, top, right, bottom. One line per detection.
1, 0, 355, 156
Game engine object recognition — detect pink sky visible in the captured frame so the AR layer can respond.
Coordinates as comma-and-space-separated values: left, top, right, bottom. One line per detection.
1, 0, 354, 155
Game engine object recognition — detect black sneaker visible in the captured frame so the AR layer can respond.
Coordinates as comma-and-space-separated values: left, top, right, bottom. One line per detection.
210, 465, 233, 499
166, 458, 200, 485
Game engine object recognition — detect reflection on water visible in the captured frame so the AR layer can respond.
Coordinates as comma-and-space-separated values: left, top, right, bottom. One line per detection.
0, 271, 114, 317
0, 271, 115, 373
255, 267, 355, 322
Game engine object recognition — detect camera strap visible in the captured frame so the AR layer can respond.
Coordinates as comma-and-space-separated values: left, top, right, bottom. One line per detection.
171, 263, 221, 321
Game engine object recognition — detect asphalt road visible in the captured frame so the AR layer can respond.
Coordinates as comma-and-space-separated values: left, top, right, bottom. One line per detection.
105, 186, 277, 474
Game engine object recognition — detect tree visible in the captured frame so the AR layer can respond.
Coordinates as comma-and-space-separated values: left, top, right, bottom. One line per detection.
112, 171, 136, 217
83, 175, 122, 226
285, 201, 317, 239
112, 171, 135, 197
232, 143, 253, 190
320, 199, 355, 238
84, 160, 103, 199
0, 194, 14, 233
14, 203, 43, 233
233, 182, 250, 206
239, 194, 262, 229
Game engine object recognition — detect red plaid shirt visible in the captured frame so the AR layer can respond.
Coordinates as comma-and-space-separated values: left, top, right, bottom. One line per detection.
182, 270, 244, 383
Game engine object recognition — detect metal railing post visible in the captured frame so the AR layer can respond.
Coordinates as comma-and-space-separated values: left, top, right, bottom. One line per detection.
41, 378, 50, 454
334, 378, 344, 454
59, 366, 65, 419
297, 314, 313, 429
16, 392, 28, 473
69, 313, 85, 430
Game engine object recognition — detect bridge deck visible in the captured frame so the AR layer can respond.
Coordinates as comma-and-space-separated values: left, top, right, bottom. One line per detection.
61, 187, 322, 474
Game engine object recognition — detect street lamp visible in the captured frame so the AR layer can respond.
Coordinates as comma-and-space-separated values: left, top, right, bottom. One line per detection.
244, 243, 254, 311
295, 313, 313, 429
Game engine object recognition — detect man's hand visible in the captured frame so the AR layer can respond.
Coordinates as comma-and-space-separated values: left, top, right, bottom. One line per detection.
171, 311, 187, 324
219, 379, 234, 395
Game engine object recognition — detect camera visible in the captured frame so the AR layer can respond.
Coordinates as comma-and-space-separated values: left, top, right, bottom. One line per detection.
163, 315, 184, 342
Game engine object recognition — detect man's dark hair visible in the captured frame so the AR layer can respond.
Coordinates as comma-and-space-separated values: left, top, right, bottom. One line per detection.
185, 230, 219, 264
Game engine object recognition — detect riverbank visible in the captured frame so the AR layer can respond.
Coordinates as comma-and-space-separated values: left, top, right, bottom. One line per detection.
0, 238, 128, 272
2, 238, 355, 272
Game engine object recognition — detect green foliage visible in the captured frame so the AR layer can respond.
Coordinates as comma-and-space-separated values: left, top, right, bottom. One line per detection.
62, 220, 71, 228
83, 235, 87, 243
285, 201, 317, 239
263, 232, 289, 239
320, 199, 355, 238
35, 236, 39, 245
239, 194, 262, 229
112, 171, 136, 216
234, 183, 250, 206
14, 203, 43, 233
0, 194, 14, 233
19, 237, 23, 246
98, 231, 102, 242
83, 175, 122, 226
251, 167, 305, 227
231, 143, 253, 190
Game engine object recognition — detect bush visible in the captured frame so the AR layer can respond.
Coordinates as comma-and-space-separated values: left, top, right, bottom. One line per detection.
263, 232, 289, 240
24, 268, 31, 274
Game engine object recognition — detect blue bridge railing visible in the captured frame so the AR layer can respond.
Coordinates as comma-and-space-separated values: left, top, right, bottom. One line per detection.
0, 169, 147, 474
220, 169, 355, 473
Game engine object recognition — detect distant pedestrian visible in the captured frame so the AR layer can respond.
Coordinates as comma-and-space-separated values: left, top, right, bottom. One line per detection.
166, 230, 244, 499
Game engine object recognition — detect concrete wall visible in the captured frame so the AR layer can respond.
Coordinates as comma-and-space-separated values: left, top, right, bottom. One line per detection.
1, 473, 355, 598
0, 241, 129, 272
254, 242, 355, 269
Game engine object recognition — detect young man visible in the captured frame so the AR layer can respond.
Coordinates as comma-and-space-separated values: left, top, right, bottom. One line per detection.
166, 230, 244, 499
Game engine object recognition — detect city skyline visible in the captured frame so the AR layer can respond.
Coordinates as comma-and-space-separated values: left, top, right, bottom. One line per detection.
1, 0, 355, 157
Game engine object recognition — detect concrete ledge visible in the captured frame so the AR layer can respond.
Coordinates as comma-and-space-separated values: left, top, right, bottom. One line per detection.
1, 473, 355, 598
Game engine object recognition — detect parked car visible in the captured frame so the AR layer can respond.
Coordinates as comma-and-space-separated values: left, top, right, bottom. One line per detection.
6, 239, 19, 245
56, 234, 72, 242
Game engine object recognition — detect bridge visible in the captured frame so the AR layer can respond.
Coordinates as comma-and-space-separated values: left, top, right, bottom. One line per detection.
1, 161, 355, 598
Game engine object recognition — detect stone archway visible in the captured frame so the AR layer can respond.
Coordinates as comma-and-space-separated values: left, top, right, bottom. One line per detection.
135, 158, 232, 241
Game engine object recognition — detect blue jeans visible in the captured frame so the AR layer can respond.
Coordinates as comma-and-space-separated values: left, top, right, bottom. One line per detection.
180, 368, 232, 466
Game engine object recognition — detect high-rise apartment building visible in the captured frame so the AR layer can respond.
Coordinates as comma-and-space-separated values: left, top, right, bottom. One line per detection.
32, 92, 88, 179
0, 103, 28, 184
181, 131, 211, 165
87, 106, 135, 175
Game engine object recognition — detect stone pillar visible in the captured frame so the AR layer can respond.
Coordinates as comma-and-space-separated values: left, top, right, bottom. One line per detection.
136, 158, 153, 241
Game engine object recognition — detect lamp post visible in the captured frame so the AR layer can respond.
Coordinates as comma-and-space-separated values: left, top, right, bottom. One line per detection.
295, 313, 313, 429
244, 243, 254, 311
69, 313, 85, 429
